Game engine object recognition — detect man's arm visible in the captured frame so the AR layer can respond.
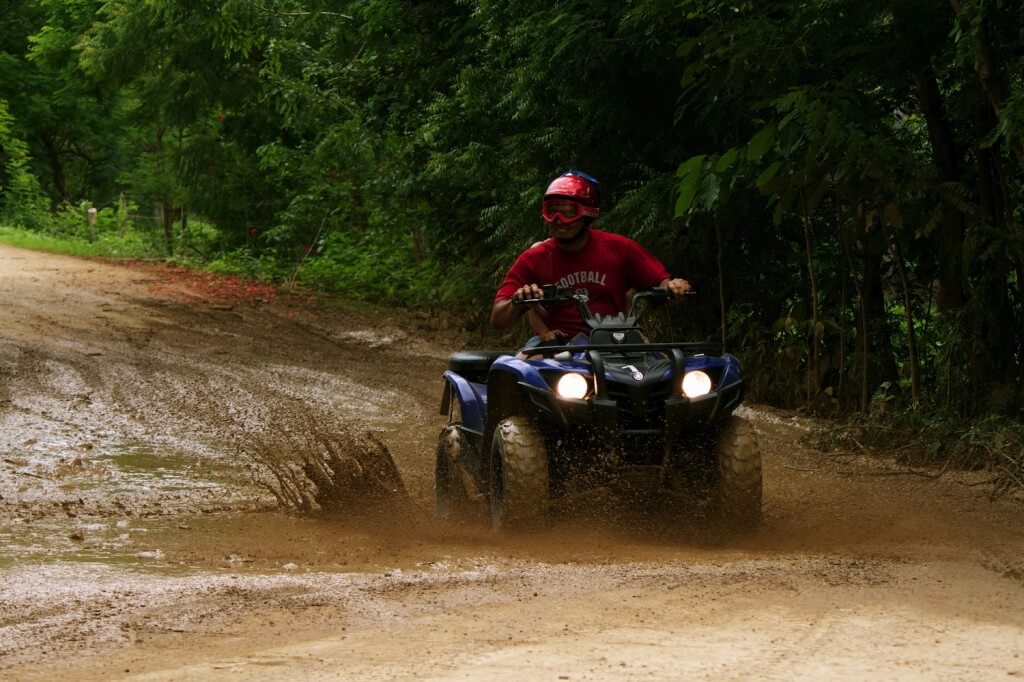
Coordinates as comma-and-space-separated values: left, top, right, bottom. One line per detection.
622, 236, 690, 297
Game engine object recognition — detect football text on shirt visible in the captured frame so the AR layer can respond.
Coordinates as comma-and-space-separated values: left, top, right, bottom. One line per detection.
555, 271, 607, 289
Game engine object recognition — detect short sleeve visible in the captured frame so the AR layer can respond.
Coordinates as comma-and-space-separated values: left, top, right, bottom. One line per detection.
495, 250, 536, 302
623, 238, 670, 290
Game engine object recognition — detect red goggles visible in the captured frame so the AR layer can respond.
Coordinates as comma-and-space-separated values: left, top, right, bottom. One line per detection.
541, 198, 599, 224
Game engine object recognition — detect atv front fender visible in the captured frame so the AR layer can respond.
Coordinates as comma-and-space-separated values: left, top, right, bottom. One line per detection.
440, 371, 487, 433
487, 356, 567, 429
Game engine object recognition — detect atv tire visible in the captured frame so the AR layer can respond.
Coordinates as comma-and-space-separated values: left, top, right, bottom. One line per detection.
435, 424, 475, 523
489, 416, 549, 531
711, 416, 762, 530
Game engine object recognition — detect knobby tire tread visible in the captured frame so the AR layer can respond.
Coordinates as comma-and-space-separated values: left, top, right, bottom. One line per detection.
492, 416, 548, 531
715, 415, 763, 530
435, 424, 474, 522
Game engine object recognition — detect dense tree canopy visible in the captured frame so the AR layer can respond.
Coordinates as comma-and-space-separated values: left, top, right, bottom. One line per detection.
1, 0, 1022, 419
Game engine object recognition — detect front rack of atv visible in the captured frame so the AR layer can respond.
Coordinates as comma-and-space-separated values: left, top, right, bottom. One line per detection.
521, 341, 722, 396
523, 341, 721, 356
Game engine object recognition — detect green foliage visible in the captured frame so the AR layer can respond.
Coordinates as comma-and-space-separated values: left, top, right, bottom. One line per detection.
207, 249, 289, 281
0, 99, 48, 226
0, 0, 1022, 460
297, 227, 465, 301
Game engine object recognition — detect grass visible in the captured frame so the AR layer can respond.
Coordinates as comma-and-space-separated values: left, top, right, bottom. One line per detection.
0, 225, 163, 259
0, 221, 486, 313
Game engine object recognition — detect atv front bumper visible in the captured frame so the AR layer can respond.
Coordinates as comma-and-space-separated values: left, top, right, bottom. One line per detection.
519, 378, 744, 437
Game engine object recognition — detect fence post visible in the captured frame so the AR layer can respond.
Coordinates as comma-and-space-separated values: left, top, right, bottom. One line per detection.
87, 206, 97, 242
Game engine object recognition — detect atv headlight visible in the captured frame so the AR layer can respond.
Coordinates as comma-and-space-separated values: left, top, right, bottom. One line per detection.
555, 373, 589, 400
682, 370, 713, 398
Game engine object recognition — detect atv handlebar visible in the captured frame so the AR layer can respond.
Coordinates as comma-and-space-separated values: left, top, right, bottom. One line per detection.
510, 283, 577, 306
512, 286, 694, 328
512, 285, 693, 306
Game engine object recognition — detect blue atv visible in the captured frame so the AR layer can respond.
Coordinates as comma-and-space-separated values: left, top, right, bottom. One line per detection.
435, 285, 761, 531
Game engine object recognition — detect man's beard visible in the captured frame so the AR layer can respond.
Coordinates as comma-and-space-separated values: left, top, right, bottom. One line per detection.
555, 221, 590, 245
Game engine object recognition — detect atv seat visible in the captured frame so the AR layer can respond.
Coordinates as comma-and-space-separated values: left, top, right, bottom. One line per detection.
447, 351, 511, 384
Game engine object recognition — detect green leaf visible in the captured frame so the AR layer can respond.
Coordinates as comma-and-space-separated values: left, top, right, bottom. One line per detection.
680, 62, 704, 87
747, 124, 776, 161
698, 172, 721, 210
674, 155, 705, 217
715, 147, 740, 173
756, 161, 783, 188
675, 154, 705, 178
677, 38, 700, 57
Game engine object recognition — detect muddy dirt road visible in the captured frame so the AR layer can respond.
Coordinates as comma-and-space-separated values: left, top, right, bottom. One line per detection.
1, 244, 1023, 680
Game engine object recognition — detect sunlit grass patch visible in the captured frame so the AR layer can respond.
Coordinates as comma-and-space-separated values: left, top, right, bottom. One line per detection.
0, 225, 161, 259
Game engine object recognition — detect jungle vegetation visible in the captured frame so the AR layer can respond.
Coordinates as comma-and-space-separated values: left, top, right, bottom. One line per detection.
1, 1, 1023, 461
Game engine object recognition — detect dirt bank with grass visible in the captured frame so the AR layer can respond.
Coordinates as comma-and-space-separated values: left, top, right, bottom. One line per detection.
1, 243, 1023, 680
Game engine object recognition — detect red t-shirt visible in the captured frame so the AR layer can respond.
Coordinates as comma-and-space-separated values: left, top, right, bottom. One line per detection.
495, 229, 671, 336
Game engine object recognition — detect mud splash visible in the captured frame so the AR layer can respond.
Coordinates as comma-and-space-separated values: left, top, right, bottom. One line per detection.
239, 402, 411, 516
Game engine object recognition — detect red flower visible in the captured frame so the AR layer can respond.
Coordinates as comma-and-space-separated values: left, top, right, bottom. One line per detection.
249, 228, 258, 238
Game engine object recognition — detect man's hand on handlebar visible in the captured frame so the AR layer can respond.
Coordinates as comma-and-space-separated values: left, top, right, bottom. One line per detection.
660, 278, 693, 300
511, 283, 545, 303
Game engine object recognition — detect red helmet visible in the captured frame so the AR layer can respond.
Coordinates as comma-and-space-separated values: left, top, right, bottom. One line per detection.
541, 170, 600, 223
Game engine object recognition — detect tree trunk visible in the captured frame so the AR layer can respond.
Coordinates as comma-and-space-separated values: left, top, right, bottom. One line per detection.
905, 53, 966, 310
895, 10, 968, 310
157, 201, 173, 256
802, 211, 819, 407
180, 206, 189, 247
715, 216, 727, 352
860, 209, 898, 403
884, 222, 920, 404
976, 118, 1007, 226
836, 208, 850, 411
838, 258, 847, 411
841, 218, 868, 412
950, 0, 1024, 165
163, 204, 174, 256
41, 135, 68, 201
972, 138, 1018, 414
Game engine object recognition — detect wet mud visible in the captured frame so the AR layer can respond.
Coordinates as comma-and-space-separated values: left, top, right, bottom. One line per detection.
1, 244, 1023, 680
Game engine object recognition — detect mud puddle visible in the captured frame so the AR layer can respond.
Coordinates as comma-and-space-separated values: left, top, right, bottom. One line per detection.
1, 440, 269, 571
2, 442, 259, 505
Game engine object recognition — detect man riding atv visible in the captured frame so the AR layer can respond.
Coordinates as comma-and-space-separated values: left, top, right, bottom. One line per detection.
491, 170, 692, 348
434, 170, 762, 533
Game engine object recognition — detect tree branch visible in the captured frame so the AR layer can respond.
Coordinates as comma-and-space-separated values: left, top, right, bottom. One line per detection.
951, 0, 1024, 166
255, 4, 354, 20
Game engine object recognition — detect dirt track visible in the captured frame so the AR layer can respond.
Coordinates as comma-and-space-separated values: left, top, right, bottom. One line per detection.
1, 244, 1023, 680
